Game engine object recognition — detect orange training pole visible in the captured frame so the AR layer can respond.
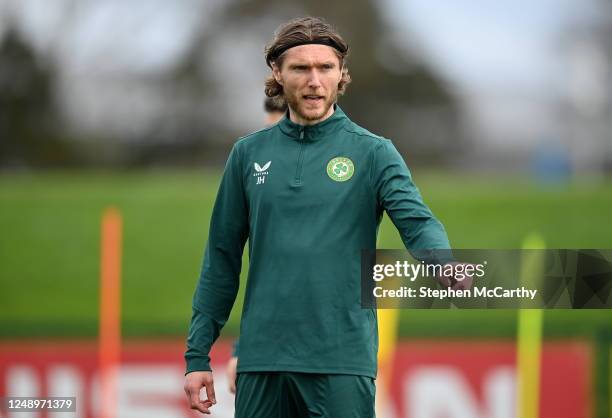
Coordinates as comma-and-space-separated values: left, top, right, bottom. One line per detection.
99, 207, 122, 418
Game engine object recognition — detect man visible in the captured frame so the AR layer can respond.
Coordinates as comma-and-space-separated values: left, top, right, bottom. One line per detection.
225, 97, 288, 395
263, 96, 288, 126
184, 17, 466, 417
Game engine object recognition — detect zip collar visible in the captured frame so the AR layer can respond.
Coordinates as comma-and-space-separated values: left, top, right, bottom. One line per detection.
278, 104, 348, 141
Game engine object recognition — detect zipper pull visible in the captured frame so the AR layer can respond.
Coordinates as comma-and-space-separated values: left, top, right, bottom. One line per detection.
299, 128, 304, 140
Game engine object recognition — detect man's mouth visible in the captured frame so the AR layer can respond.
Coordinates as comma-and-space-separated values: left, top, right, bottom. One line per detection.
303, 95, 324, 104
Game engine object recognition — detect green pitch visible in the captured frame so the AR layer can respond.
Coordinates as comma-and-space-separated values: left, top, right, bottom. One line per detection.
0, 170, 611, 338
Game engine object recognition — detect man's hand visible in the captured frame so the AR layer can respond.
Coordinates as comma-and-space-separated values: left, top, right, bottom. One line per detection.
437, 262, 475, 291
184, 371, 216, 415
226, 357, 238, 394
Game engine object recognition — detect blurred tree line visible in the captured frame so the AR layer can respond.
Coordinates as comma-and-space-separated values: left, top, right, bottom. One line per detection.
0, 0, 464, 169
0, 28, 76, 167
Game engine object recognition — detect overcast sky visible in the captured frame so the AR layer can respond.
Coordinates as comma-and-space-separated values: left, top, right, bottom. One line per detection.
383, 0, 600, 95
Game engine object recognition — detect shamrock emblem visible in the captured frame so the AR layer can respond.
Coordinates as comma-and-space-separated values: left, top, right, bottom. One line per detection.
334, 163, 348, 176
327, 157, 355, 182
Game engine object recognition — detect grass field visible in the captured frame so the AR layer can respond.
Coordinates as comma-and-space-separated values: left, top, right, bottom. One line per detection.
1, 170, 611, 339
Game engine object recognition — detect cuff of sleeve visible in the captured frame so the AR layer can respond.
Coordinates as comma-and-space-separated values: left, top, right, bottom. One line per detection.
412, 249, 455, 265
185, 357, 212, 375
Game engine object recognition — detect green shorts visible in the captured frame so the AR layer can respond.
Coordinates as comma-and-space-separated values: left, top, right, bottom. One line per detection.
235, 372, 376, 418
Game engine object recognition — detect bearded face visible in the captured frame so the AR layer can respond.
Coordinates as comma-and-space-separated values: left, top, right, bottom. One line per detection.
272, 44, 342, 125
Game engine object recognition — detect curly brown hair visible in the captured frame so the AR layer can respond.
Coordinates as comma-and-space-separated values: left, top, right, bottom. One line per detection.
264, 17, 352, 99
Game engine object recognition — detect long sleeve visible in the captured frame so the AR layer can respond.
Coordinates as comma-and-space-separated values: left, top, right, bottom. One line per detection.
371, 139, 452, 264
185, 144, 249, 373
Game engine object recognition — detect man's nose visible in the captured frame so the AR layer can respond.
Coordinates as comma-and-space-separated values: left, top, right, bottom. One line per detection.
307, 69, 322, 88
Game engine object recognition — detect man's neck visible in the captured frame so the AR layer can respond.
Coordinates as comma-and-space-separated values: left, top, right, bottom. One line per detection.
289, 105, 335, 126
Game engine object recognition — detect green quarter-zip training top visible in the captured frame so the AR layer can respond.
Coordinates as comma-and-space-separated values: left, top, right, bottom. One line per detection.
185, 105, 451, 378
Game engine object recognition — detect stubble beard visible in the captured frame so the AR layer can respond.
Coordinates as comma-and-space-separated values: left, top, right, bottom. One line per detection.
285, 89, 337, 123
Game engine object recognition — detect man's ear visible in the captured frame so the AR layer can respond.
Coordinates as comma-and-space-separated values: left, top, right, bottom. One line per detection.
338, 61, 345, 83
272, 63, 283, 85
